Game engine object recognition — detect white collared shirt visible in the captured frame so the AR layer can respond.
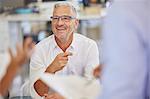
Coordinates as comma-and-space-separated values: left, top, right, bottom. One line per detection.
30, 33, 99, 98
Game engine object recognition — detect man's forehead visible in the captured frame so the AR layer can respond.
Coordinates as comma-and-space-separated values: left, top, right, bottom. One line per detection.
54, 6, 72, 12
53, 6, 73, 15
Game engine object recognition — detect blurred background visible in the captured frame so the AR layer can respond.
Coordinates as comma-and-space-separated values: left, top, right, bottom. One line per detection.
0, 0, 111, 98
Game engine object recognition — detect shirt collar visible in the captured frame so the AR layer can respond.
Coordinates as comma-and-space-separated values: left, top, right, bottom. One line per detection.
69, 33, 77, 50
50, 35, 57, 50
51, 33, 77, 51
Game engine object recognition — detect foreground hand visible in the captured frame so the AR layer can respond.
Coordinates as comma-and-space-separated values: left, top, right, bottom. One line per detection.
93, 64, 103, 78
9, 37, 35, 67
0, 37, 35, 96
44, 92, 65, 99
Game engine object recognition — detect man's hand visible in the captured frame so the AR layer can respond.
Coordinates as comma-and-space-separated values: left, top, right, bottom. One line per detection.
34, 52, 72, 96
44, 92, 65, 99
46, 52, 72, 73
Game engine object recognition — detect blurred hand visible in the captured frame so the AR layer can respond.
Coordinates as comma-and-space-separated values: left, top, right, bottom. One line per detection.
48, 52, 73, 73
8, 37, 35, 67
0, 37, 35, 96
44, 92, 65, 99
93, 64, 103, 78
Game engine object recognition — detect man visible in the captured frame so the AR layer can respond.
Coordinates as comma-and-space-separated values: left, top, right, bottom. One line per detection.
30, 2, 99, 99
0, 37, 34, 98
99, 0, 150, 99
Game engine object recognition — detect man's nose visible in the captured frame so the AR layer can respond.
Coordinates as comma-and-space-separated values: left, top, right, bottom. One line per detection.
57, 18, 64, 25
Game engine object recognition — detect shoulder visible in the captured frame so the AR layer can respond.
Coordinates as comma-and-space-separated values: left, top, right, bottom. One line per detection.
35, 35, 54, 49
75, 33, 97, 46
31, 35, 54, 61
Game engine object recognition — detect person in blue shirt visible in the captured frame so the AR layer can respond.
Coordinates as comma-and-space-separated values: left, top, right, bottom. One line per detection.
99, 0, 150, 99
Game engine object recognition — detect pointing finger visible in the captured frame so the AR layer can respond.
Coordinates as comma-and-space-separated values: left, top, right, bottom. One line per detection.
63, 52, 73, 57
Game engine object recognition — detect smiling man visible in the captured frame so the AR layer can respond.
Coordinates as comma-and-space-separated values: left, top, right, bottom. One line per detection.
30, 2, 99, 99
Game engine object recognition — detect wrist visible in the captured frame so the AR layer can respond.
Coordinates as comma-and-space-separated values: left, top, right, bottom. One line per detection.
9, 60, 20, 69
45, 64, 56, 73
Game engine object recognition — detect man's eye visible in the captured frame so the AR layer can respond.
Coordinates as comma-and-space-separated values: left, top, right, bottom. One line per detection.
63, 17, 70, 20
53, 17, 58, 20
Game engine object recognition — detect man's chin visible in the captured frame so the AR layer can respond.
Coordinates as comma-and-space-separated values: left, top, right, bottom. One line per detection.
56, 35, 67, 42
57, 30, 66, 34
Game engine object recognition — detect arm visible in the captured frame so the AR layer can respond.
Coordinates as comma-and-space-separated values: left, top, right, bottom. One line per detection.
0, 37, 34, 96
0, 55, 20, 96
30, 45, 48, 97
31, 52, 72, 96
33, 63, 56, 96
100, 1, 147, 99
84, 41, 100, 79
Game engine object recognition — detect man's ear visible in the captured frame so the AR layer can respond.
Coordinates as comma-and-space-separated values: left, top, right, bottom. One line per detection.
75, 19, 79, 29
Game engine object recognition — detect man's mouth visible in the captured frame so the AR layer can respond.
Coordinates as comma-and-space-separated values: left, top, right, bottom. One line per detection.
56, 26, 66, 30
57, 28, 65, 30
56, 27, 66, 31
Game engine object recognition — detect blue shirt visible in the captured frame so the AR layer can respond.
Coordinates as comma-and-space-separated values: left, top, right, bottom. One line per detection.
99, 0, 150, 99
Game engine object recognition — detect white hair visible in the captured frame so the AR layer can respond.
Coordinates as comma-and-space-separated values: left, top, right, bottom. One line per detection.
54, 2, 78, 18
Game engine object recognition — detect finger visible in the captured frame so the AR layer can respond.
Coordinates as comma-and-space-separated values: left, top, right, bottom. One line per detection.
57, 52, 65, 57
60, 63, 66, 68
50, 97, 57, 99
59, 57, 68, 61
93, 65, 101, 78
23, 37, 33, 49
59, 61, 68, 67
61, 61, 68, 65
54, 93, 64, 99
45, 97, 54, 99
63, 52, 73, 57
59, 62, 65, 68
26, 42, 35, 58
8, 48, 14, 59
47, 94, 56, 99
44, 94, 55, 99
44, 93, 48, 97
52, 93, 59, 99
24, 37, 35, 55
31, 42, 36, 49
16, 43, 23, 56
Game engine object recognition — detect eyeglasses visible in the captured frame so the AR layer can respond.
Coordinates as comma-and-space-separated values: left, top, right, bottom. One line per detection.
50, 16, 76, 22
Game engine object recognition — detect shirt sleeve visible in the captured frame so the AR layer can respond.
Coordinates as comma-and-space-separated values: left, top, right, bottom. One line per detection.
29, 45, 46, 99
84, 41, 100, 80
